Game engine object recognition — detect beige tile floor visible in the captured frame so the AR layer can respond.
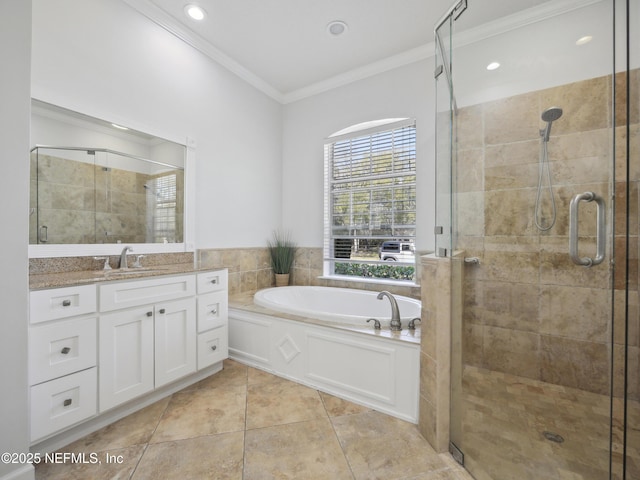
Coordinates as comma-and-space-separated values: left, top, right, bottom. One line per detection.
35, 359, 473, 480
454, 366, 640, 480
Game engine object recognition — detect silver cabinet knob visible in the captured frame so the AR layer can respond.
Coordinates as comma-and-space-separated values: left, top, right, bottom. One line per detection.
62, 299, 71, 307
211, 345, 217, 351
61, 347, 71, 354
63, 399, 72, 407
146, 311, 153, 317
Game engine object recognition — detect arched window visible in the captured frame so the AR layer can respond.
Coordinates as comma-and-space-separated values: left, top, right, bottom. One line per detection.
324, 118, 416, 281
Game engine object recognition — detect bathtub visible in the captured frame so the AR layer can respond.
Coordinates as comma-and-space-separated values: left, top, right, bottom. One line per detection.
229, 286, 421, 423
253, 286, 421, 327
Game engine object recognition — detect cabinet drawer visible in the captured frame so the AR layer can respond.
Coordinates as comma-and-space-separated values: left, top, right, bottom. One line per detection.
99, 275, 196, 312
29, 316, 97, 385
30, 367, 97, 442
197, 291, 228, 333
30, 285, 97, 324
197, 325, 228, 370
197, 270, 228, 294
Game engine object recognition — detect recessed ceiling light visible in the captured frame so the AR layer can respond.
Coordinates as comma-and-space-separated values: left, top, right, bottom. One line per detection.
111, 123, 129, 130
184, 4, 206, 21
327, 21, 348, 36
576, 35, 593, 46
486, 62, 500, 71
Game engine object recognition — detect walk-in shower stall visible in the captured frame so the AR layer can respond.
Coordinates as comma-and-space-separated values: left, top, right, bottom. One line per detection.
435, 0, 638, 478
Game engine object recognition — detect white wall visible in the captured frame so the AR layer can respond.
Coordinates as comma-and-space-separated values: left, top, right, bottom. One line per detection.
281, 60, 435, 251
0, 1, 34, 478
31, 0, 283, 249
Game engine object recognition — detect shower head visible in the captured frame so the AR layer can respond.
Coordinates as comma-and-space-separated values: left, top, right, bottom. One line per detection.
540, 107, 563, 141
144, 184, 161, 199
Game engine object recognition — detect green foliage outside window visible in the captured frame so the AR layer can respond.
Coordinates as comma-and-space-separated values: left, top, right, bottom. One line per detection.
334, 262, 415, 281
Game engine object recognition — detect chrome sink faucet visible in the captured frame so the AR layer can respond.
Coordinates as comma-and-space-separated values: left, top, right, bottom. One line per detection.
377, 291, 402, 331
119, 246, 133, 269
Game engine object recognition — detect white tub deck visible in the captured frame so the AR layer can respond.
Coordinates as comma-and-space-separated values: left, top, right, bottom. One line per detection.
228, 289, 421, 423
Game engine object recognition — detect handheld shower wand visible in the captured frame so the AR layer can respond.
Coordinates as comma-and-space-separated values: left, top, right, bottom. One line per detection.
535, 107, 563, 231
540, 107, 563, 142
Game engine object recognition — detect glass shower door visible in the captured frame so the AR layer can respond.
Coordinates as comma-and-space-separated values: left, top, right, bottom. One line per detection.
622, 1, 639, 477
434, 12, 454, 258
441, 0, 635, 478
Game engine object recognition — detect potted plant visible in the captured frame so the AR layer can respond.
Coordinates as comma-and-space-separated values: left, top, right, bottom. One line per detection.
268, 230, 296, 287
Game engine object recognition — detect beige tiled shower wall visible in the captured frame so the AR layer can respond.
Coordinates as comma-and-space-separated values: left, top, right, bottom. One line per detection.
197, 247, 421, 299
455, 70, 640, 399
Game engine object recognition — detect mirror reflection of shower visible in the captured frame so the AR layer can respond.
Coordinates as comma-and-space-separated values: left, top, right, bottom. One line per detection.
144, 183, 162, 200
534, 106, 563, 231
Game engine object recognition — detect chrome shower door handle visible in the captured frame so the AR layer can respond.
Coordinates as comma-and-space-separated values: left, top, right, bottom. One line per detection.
569, 192, 606, 267
39, 225, 48, 243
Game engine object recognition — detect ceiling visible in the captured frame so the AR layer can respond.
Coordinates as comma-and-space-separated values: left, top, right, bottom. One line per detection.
124, 0, 566, 103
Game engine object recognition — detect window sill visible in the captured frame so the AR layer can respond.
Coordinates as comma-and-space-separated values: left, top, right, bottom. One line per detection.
319, 275, 419, 289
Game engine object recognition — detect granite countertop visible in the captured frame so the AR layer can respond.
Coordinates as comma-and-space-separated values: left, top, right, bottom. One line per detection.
29, 263, 216, 290
228, 291, 421, 345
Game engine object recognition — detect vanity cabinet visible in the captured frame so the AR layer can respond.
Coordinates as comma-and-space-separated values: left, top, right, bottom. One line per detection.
29, 269, 228, 444
28, 285, 98, 442
98, 275, 197, 412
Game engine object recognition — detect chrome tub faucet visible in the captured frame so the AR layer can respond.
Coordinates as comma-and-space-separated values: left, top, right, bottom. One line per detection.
377, 291, 402, 331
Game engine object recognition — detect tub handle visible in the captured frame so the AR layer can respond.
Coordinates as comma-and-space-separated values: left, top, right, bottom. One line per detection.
367, 318, 381, 330
408, 318, 422, 330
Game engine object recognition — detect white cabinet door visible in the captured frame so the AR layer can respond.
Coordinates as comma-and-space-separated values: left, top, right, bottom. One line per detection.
99, 306, 154, 412
155, 297, 197, 388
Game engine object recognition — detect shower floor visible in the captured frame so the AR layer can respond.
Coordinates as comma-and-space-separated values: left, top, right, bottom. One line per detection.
455, 366, 640, 480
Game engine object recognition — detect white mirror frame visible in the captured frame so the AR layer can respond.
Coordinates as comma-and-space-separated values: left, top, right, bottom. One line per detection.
29, 100, 196, 259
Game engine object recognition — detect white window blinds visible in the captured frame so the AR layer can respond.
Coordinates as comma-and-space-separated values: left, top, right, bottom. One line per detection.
324, 119, 416, 263
147, 174, 177, 243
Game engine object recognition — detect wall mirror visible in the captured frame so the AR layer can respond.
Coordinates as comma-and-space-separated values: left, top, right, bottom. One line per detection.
30, 100, 191, 258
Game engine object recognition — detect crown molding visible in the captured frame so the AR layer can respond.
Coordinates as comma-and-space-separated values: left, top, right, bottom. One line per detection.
121, 0, 602, 105
281, 44, 434, 104
283, 0, 602, 103
450, 0, 603, 49
120, 0, 285, 103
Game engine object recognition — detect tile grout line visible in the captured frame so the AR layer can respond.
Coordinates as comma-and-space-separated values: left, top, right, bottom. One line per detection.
241, 364, 249, 480
320, 392, 357, 480
128, 392, 175, 479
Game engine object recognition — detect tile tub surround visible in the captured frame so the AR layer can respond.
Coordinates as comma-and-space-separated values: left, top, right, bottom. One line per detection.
34, 359, 473, 480
197, 246, 422, 299
29, 247, 422, 295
